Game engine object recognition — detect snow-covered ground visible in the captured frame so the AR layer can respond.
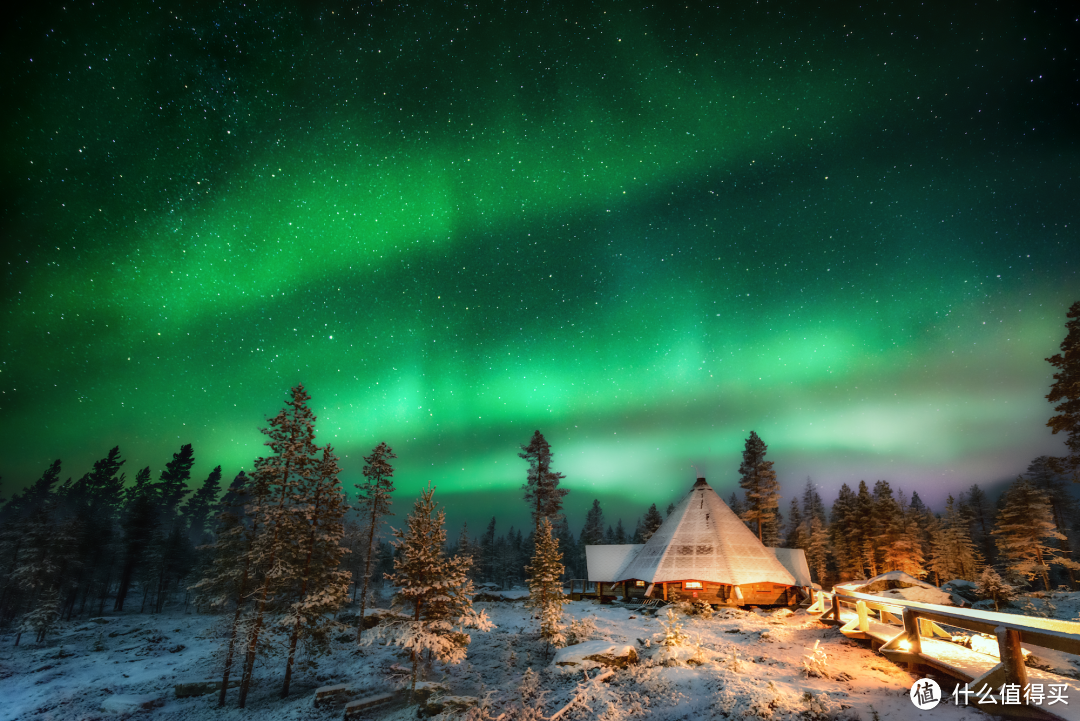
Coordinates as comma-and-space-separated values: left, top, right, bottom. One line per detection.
3, 591, 1078, 721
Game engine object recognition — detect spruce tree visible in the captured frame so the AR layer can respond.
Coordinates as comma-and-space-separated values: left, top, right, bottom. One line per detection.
1045, 300, 1080, 483
519, 430, 569, 526
666, 503, 676, 517
801, 477, 827, 524
641, 503, 664, 542
975, 567, 1016, 611
828, 483, 861, 581
993, 476, 1080, 590
526, 517, 568, 652
279, 445, 351, 698
737, 431, 780, 543
581, 499, 605, 546
785, 497, 806, 549
354, 441, 396, 643
613, 519, 626, 544
384, 484, 492, 694
806, 516, 829, 584
237, 384, 320, 708
479, 517, 497, 583
66, 447, 125, 618
184, 465, 223, 546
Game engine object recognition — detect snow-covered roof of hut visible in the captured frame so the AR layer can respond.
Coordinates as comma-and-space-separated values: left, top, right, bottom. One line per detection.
585, 544, 645, 582
769, 547, 812, 586
612, 477, 797, 587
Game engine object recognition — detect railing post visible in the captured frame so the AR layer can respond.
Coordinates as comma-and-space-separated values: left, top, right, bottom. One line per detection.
856, 600, 869, 633
902, 608, 922, 655
996, 626, 1028, 689
832, 593, 840, 621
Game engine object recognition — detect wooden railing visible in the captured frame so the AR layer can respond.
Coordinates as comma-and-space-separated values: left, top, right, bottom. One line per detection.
808, 584, 1080, 720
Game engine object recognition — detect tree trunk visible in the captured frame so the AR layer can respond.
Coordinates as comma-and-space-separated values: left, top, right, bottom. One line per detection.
356, 510, 379, 643
114, 557, 137, 611
219, 567, 249, 707
282, 492, 320, 699
239, 459, 291, 708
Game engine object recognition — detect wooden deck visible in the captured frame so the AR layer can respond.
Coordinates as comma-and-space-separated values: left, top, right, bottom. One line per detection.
811, 588, 1080, 721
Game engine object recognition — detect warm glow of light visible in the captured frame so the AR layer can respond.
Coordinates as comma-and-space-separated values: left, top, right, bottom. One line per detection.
898, 640, 912, 651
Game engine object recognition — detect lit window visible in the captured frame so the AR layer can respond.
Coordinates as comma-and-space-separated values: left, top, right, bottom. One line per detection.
635, 580, 646, 587
684, 581, 703, 590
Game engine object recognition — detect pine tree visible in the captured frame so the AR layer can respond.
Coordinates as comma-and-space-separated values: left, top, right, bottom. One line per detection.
737, 431, 780, 543
66, 447, 126, 618
728, 492, 747, 527
189, 470, 258, 707
526, 517, 568, 652
641, 503, 664, 542
882, 492, 926, 578
806, 516, 829, 584
354, 441, 396, 643
278, 445, 351, 698
613, 519, 626, 544
184, 465, 223, 546
581, 500, 605, 546
666, 503, 676, 517
156, 444, 195, 514
965, 484, 996, 566
1045, 300, 1080, 484
828, 483, 861, 581
975, 567, 1016, 611
784, 497, 806, 549
519, 431, 569, 527
115, 466, 155, 611
993, 476, 1080, 591
383, 483, 493, 694
479, 517, 497, 583
237, 384, 320, 708
801, 477, 827, 524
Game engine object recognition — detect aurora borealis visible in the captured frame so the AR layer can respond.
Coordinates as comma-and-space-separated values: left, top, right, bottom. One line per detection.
2, 1, 1077, 530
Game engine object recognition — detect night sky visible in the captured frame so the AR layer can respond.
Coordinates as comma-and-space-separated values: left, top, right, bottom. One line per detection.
2, 1, 1077, 533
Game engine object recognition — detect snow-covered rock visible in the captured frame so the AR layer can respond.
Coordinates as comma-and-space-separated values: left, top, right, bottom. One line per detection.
100, 694, 162, 713
420, 695, 478, 716
851, 571, 959, 606
552, 640, 638, 672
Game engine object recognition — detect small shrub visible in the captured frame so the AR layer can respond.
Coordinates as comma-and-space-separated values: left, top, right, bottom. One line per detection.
802, 639, 829, 678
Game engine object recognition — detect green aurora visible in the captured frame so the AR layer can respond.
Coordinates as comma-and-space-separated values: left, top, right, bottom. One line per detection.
2, 1, 1077, 530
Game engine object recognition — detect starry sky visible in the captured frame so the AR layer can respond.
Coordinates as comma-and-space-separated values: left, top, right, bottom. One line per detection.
2, 1, 1077, 533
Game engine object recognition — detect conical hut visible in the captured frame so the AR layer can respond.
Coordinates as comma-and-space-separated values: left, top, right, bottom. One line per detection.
583, 477, 812, 605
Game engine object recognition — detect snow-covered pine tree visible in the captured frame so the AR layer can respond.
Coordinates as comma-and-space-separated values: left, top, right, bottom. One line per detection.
964, 484, 996, 566
1045, 300, 1080, 484
278, 444, 351, 698
828, 483, 861, 581
237, 384, 320, 709
149, 444, 198, 613
882, 492, 926, 578
975, 567, 1016, 611
737, 431, 780, 543
728, 492, 748, 529
993, 476, 1080, 591
801, 477, 828, 525
354, 441, 396, 643
189, 469, 259, 707
1026, 456, 1078, 588
383, 483, 493, 694
526, 517, 568, 651
806, 516, 829, 584
666, 503, 676, 517
66, 447, 126, 618
641, 503, 664, 542
519, 430, 569, 527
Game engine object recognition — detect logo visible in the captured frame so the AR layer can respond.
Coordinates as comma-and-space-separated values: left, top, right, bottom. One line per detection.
911, 678, 942, 710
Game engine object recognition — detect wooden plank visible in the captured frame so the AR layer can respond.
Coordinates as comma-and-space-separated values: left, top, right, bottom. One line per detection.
344, 693, 395, 717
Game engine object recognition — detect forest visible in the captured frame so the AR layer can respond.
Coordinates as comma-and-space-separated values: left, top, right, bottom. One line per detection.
0, 301, 1077, 706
